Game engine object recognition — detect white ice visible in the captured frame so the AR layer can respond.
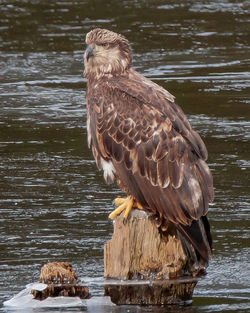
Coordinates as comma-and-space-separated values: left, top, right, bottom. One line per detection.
3, 283, 83, 309
3, 283, 115, 311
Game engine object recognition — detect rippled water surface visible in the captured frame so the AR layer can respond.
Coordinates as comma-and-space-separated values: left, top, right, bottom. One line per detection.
0, 1, 249, 312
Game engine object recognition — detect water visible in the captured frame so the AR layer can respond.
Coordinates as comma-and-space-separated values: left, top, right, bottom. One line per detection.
0, 0, 249, 312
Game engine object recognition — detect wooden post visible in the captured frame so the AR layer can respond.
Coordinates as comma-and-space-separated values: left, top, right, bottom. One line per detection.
104, 210, 198, 305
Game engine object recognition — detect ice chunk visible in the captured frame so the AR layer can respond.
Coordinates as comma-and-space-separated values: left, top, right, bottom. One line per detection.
3, 283, 83, 308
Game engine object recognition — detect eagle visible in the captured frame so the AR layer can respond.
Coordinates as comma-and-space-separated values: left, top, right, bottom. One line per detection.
84, 28, 214, 264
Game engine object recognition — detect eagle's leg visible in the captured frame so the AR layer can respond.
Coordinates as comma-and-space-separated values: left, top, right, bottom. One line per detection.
109, 196, 143, 220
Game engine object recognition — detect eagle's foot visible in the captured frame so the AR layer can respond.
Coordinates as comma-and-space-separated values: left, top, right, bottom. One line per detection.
109, 196, 143, 220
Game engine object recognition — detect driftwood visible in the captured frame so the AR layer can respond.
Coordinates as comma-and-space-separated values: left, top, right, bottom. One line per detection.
31, 262, 90, 300
31, 284, 90, 301
104, 210, 198, 305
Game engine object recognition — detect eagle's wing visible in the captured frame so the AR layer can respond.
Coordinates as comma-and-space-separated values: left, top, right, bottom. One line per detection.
87, 70, 213, 229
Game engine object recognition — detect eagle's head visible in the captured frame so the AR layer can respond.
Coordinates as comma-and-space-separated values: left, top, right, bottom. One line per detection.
84, 28, 132, 79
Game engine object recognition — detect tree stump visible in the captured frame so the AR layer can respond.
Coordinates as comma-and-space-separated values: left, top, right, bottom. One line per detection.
104, 210, 198, 305
31, 262, 91, 300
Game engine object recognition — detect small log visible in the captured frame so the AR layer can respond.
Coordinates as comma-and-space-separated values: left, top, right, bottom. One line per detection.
104, 210, 198, 305
31, 285, 90, 301
31, 262, 91, 300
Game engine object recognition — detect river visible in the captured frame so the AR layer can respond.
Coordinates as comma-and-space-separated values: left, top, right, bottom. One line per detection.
0, 0, 249, 312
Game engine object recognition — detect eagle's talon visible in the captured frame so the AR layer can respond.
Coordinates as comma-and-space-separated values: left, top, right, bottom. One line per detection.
114, 197, 126, 206
109, 195, 141, 220
135, 201, 144, 210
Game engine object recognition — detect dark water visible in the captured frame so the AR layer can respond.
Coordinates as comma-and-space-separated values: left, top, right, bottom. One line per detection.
0, 0, 249, 312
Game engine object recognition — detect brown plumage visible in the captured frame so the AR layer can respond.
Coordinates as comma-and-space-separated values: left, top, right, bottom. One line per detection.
84, 28, 214, 263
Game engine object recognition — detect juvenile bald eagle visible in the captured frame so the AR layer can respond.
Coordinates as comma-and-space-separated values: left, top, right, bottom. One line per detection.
84, 28, 213, 263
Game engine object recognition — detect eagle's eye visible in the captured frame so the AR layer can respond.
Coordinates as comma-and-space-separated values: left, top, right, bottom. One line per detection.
101, 43, 109, 49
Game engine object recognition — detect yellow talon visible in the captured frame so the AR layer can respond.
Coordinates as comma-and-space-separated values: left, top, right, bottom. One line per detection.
109, 202, 127, 220
114, 197, 126, 205
123, 197, 134, 220
109, 196, 144, 220
135, 201, 144, 210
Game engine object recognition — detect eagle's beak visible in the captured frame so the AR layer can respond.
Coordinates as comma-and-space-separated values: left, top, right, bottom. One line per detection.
85, 46, 95, 61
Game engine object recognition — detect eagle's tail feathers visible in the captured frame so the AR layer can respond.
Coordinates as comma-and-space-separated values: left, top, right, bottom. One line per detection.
177, 217, 212, 263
